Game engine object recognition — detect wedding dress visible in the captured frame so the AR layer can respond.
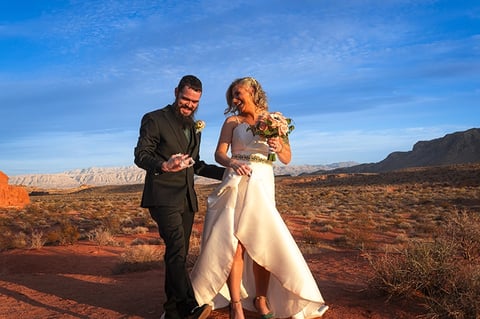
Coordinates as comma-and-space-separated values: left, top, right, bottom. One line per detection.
191, 123, 327, 319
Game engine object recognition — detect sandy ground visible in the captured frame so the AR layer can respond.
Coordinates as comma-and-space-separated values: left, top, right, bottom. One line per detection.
4, 164, 479, 318
0, 230, 425, 319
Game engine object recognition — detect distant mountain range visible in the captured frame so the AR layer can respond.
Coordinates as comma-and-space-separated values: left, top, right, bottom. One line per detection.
8, 127, 480, 189
9, 162, 357, 189
315, 128, 480, 174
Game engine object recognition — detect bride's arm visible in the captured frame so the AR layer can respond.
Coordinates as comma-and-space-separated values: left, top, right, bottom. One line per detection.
268, 136, 291, 165
214, 118, 252, 175
276, 140, 291, 164
214, 118, 234, 167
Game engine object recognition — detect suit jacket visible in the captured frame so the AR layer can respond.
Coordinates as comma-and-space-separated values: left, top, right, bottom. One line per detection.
134, 105, 225, 210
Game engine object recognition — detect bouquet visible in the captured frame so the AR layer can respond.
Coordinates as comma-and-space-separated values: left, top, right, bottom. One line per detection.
248, 111, 295, 161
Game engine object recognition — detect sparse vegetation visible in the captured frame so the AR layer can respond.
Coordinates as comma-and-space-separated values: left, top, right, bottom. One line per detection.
276, 164, 480, 318
1, 163, 479, 318
114, 244, 163, 274
366, 210, 480, 318
0, 188, 153, 251
88, 227, 121, 246
29, 230, 46, 249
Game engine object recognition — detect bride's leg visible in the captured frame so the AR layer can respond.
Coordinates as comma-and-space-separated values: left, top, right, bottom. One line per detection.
227, 243, 245, 319
253, 262, 273, 316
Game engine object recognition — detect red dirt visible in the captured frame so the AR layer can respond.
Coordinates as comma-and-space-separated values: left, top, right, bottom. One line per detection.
0, 229, 425, 319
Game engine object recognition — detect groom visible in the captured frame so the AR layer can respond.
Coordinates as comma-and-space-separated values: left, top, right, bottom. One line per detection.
134, 75, 224, 319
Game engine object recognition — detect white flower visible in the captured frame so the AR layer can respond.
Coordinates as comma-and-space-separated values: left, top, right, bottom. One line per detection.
195, 120, 206, 134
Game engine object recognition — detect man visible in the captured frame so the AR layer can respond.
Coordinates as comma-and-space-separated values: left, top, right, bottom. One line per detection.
134, 75, 224, 319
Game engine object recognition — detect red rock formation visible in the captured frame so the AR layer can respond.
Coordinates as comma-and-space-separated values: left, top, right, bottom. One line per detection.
0, 171, 30, 208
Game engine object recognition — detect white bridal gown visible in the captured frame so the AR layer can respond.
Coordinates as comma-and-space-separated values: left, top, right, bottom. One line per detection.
191, 123, 327, 319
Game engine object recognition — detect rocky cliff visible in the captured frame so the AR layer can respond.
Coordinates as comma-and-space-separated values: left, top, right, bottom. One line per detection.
323, 128, 480, 174
0, 171, 30, 208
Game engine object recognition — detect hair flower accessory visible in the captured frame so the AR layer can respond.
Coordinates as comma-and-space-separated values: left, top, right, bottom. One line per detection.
195, 120, 206, 134
247, 111, 295, 161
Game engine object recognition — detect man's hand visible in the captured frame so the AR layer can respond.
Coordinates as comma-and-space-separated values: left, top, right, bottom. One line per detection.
162, 153, 195, 172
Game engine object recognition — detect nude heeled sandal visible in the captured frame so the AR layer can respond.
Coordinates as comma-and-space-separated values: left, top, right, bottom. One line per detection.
253, 296, 274, 319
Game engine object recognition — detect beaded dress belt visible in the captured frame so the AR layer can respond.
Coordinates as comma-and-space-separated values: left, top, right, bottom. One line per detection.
232, 154, 273, 165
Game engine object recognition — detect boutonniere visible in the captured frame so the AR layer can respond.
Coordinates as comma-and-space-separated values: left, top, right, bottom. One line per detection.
195, 120, 206, 134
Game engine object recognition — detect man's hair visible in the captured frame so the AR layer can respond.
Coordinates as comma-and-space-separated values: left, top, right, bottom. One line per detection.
177, 75, 202, 93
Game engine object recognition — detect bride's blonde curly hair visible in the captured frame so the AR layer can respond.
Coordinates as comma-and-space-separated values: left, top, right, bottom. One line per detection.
224, 77, 268, 115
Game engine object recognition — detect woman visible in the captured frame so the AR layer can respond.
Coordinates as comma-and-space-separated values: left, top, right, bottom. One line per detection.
191, 77, 328, 319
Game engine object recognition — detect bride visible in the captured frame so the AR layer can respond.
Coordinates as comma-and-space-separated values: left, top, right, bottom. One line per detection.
190, 77, 328, 319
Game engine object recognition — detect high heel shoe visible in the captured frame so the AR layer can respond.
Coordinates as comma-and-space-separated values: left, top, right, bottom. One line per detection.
305, 305, 329, 318
229, 300, 244, 319
253, 296, 274, 319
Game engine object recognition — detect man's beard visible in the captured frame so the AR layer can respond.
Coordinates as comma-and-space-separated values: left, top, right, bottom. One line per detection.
173, 102, 196, 128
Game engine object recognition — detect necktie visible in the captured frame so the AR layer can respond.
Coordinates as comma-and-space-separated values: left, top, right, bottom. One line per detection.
184, 127, 191, 144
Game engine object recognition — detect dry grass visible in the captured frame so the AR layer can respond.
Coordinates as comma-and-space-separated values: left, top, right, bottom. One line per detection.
88, 227, 122, 246
0, 185, 153, 249
1, 163, 480, 318
29, 230, 46, 249
114, 244, 163, 274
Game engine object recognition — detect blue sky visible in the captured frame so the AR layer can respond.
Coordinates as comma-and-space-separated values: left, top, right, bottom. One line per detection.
1, 0, 479, 176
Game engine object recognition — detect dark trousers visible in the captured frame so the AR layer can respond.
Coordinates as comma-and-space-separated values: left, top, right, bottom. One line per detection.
149, 202, 198, 319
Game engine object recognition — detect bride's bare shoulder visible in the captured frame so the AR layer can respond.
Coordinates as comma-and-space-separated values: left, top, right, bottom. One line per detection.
224, 115, 241, 123
223, 116, 244, 128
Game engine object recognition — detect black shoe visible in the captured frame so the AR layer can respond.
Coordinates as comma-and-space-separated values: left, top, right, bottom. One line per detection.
187, 304, 212, 319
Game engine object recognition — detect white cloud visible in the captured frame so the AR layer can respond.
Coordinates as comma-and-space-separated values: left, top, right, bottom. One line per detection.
1, 0, 479, 175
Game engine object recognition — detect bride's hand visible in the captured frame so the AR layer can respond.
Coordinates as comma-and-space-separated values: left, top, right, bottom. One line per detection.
267, 137, 283, 153
229, 159, 252, 176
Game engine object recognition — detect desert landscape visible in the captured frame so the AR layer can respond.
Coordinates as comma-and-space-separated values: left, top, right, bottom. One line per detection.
1, 163, 479, 319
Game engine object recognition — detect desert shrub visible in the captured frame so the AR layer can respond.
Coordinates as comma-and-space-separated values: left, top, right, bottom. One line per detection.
332, 235, 348, 247
11, 232, 29, 249
58, 220, 79, 245
131, 237, 162, 246
23, 202, 47, 215
0, 227, 15, 251
121, 226, 149, 235
45, 230, 61, 245
114, 244, 162, 273
319, 224, 334, 232
0, 227, 28, 249
367, 210, 480, 318
394, 232, 409, 244
443, 210, 480, 261
423, 263, 480, 319
99, 214, 122, 234
302, 211, 316, 219
395, 221, 411, 230
29, 230, 46, 249
130, 237, 147, 245
343, 211, 377, 249
88, 228, 120, 246
412, 221, 438, 237
45, 220, 79, 245
368, 239, 456, 297
121, 244, 162, 263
